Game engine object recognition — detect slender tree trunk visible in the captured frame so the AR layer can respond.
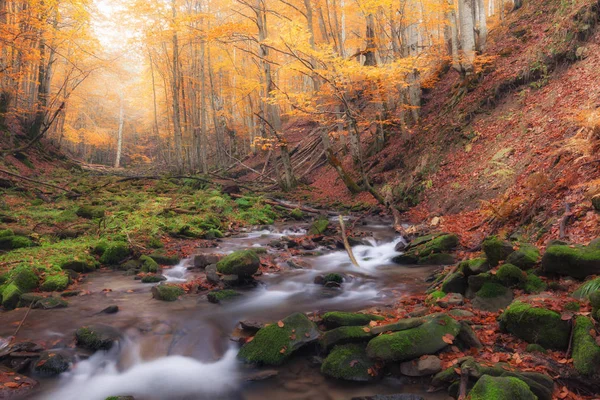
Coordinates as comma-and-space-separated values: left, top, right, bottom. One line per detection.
171, 0, 184, 172
458, 0, 476, 73
114, 96, 124, 168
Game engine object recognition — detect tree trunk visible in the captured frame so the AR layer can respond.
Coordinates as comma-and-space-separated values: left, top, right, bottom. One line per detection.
171, 0, 184, 172
458, 0, 476, 73
114, 96, 124, 168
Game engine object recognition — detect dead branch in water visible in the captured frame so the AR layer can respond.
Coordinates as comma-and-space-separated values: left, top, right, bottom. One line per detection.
339, 215, 360, 267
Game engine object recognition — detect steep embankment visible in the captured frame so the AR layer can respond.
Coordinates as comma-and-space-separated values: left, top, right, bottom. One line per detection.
304, 0, 600, 248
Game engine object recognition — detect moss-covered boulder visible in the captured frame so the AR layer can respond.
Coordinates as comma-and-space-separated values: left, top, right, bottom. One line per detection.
506, 244, 540, 269
33, 296, 68, 309
11, 265, 39, 291
521, 273, 546, 294
207, 289, 241, 304
238, 312, 320, 365
496, 264, 526, 287
393, 234, 458, 265
467, 272, 497, 293
59, 254, 98, 273
216, 250, 260, 277
33, 350, 73, 376
309, 217, 330, 235
99, 242, 130, 265
499, 301, 570, 349
468, 375, 536, 400
322, 312, 384, 329
140, 274, 165, 283
441, 272, 467, 294
139, 255, 159, 273
542, 242, 600, 279
1, 283, 23, 310
151, 284, 184, 301
148, 251, 179, 265
40, 273, 69, 291
76, 205, 106, 219
0, 234, 33, 250
366, 315, 460, 362
321, 343, 378, 382
482, 236, 514, 267
320, 325, 375, 351
458, 258, 490, 276
290, 208, 304, 220
75, 324, 121, 351
572, 316, 600, 375
472, 282, 513, 312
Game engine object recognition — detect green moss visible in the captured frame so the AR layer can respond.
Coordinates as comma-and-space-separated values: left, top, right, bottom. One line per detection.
9, 236, 33, 249
204, 228, 224, 239
426, 290, 446, 305
506, 244, 540, 269
141, 274, 164, 283
238, 312, 320, 365
572, 316, 600, 375
76, 205, 106, 219
148, 251, 179, 265
40, 273, 69, 291
525, 343, 546, 353
394, 234, 458, 265
139, 255, 159, 273
366, 315, 461, 362
147, 237, 164, 249
11, 265, 39, 291
458, 258, 489, 276
75, 325, 120, 351
152, 285, 184, 301
59, 254, 98, 272
564, 301, 581, 312
92, 241, 109, 256
496, 263, 526, 287
542, 244, 600, 279
99, 242, 130, 265
521, 273, 547, 294
1, 283, 22, 309
207, 289, 241, 303
320, 325, 374, 350
216, 250, 260, 277
476, 282, 508, 298
321, 343, 377, 381
499, 301, 570, 349
468, 375, 536, 400
323, 273, 343, 284
572, 277, 600, 299
322, 312, 384, 328
468, 272, 497, 292
290, 209, 304, 220
0, 229, 14, 238
483, 236, 514, 266
309, 217, 330, 235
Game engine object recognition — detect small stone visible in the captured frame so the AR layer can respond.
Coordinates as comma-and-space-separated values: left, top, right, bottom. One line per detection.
448, 309, 475, 318
408, 306, 429, 317
193, 254, 221, 269
240, 320, 264, 332
205, 264, 220, 285
437, 293, 464, 308
394, 241, 407, 252
399, 355, 442, 376
100, 305, 119, 314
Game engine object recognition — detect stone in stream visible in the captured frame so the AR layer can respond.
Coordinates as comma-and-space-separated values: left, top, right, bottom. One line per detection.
32, 350, 74, 376
468, 375, 536, 400
0, 369, 38, 398
319, 325, 375, 351
75, 324, 122, 351
32, 296, 68, 309
321, 312, 384, 329
205, 264, 220, 285
151, 285, 184, 301
237, 312, 320, 365
100, 305, 119, 314
399, 355, 442, 376
216, 250, 260, 277
366, 315, 461, 362
193, 254, 221, 269
207, 289, 241, 304
320, 343, 378, 382
498, 301, 570, 350
392, 233, 458, 265
239, 320, 265, 332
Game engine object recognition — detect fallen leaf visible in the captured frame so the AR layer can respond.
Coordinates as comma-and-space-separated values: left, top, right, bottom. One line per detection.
3, 382, 19, 388
289, 334, 296, 340
279, 347, 287, 354
454, 368, 462, 375
442, 334, 454, 344
362, 327, 371, 333
369, 320, 377, 327
349, 360, 359, 367
277, 321, 284, 328
560, 312, 574, 321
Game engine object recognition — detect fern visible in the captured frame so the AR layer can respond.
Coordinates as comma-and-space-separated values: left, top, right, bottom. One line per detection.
572, 277, 600, 299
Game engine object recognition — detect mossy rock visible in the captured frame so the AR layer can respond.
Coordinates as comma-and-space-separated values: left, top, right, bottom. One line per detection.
140, 274, 165, 283
496, 264, 526, 287
458, 258, 490, 276
290, 208, 304, 220
0, 235, 33, 250
468, 375, 536, 400
366, 315, 461, 362
139, 255, 159, 273
467, 272, 498, 293
521, 273, 546, 294
393, 234, 458, 265
482, 236, 514, 267
506, 244, 540, 269
59, 254, 98, 273
319, 325, 375, 351
309, 217, 330, 235
99, 242, 130, 265
323, 273, 344, 284
40, 273, 69, 292
441, 272, 467, 294
525, 343, 546, 353
76, 205, 106, 219
216, 250, 260, 277
92, 241, 109, 256
151, 284, 184, 301
11, 265, 39, 291
33, 350, 73, 376
204, 228, 224, 239
572, 316, 600, 375
542, 243, 600, 279
33, 296, 68, 309
472, 283, 513, 312
18, 293, 44, 307
75, 324, 121, 351
148, 251, 179, 266
321, 343, 378, 382
499, 301, 570, 349
207, 289, 241, 304
0, 229, 14, 238
322, 312, 384, 329
1, 283, 22, 309
238, 312, 320, 365
426, 290, 446, 305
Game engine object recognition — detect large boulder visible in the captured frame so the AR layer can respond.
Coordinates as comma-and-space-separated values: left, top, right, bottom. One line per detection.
472, 282, 513, 312
506, 244, 540, 269
33, 350, 74, 376
498, 301, 570, 350
496, 264, 526, 287
458, 258, 490, 276
468, 375, 536, 400
151, 284, 184, 301
392, 234, 458, 265
541, 242, 600, 279
366, 315, 460, 362
321, 343, 378, 382
75, 324, 122, 351
441, 272, 467, 294
238, 312, 320, 365
321, 312, 384, 329
572, 316, 600, 375
482, 236, 514, 266
320, 326, 375, 351
99, 242, 130, 265
216, 250, 260, 277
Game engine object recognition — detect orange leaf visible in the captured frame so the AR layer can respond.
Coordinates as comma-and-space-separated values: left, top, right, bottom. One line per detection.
279, 346, 287, 354
349, 360, 359, 367
369, 320, 378, 327
3, 382, 20, 388
442, 334, 455, 344
362, 327, 371, 333
277, 321, 284, 328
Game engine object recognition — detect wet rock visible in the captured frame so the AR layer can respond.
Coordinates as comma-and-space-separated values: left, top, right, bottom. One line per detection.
240, 320, 264, 332
148, 251, 179, 266
33, 297, 68, 309
193, 254, 221, 269
309, 217, 330, 235
408, 307, 429, 317
542, 242, 600, 279
437, 293, 464, 308
482, 235, 514, 267
151, 285, 184, 301
245, 369, 279, 381
238, 312, 320, 365
399, 355, 442, 376
321, 343, 378, 382
222, 274, 241, 287
100, 305, 119, 314
324, 281, 342, 288
207, 289, 241, 304
468, 375, 536, 400
60, 290, 81, 297
457, 321, 483, 349
287, 258, 309, 269
205, 264, 220, 285
75, 324, 122, 351
319, 325, 374, 351
498, 301, 570, 350
366, 315, 460, 362
472, 283, 513, 312
216, 250, 260, 277
300, 239, 316, 250
394, 241, 407, 252
392, 234, 458, 265
141, 274, 166, 283
32, 350, 74, 376
313, 275, 325, 285
321, 312, 384, 329
0, 368, 38, 398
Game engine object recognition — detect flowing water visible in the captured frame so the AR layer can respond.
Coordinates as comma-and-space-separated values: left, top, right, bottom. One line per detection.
0, 219, 448, 400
